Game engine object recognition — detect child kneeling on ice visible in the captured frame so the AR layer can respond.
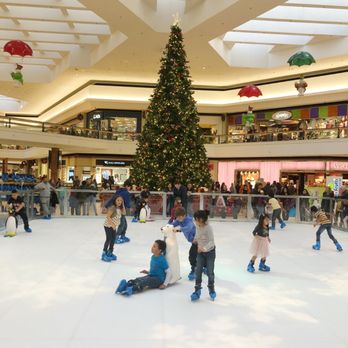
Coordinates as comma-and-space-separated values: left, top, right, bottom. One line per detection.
115, 240, 171, 296
247, 214, 272, 273
311, 206, 343, 251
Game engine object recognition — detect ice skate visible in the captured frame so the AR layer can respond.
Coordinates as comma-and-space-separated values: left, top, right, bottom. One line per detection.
190, 288, 201, 301
335, 242, 343, 252
247, 261, 255, 273
259, 260, 271, 272
101, 251, 112, 262
188, 270, 195, 281
312, 241, 320, 250
107, 251, 117, 261
115, 279, 127, 294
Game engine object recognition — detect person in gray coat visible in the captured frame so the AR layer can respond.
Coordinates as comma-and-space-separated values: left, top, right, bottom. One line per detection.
34, 176, 55, 219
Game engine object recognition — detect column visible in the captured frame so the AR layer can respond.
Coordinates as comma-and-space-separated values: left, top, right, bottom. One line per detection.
2, 158, 8, 173
49, 148, 60, 184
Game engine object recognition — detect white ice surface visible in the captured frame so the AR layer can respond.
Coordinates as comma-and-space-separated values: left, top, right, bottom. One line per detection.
0, 218, 348, 348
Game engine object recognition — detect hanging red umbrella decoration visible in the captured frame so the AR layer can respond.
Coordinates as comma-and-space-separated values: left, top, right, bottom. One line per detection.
3, 40, 33, 86
238, 85, 263, 125
287, 51, 315, 96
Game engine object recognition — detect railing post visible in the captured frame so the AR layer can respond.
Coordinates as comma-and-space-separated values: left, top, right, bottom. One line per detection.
199, 193, 204, 210
162, 192, 167, 219
42, 122, 45, 132
295, 196, 300, 222
247, 195, 253, 219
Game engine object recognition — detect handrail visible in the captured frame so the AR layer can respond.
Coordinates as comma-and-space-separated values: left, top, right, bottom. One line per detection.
0, 116, 347, 144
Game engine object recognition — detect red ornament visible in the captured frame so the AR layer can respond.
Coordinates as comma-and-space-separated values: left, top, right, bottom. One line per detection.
4, 40, 33, 57
238, 85, 262, 98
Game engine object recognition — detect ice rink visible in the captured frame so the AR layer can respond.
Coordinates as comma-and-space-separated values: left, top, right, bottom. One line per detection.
1, 217, 347, 348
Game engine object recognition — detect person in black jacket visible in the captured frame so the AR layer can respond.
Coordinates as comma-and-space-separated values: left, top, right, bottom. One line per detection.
321, 186, 334, 214
7, 190, 32, 232
247, 214, 271, 273
173, 181, 188, 211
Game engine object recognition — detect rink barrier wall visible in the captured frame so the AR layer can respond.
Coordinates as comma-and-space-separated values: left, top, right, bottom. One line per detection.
0, 190, 347, 232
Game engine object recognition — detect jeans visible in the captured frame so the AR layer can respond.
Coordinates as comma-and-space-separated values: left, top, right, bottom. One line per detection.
271, 208, 283, 228
195, 247, 216, 291
103, 226, 116, 253
189, 243, 198, 271
316, 224, 338, 244
117, 215, 127, 236
15, 209, 29, 229
40, 197, 50, 216
127, 275, 162, 292
88, 195, 98, 215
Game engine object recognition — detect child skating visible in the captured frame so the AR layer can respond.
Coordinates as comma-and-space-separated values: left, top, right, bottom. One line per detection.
101, 195, 123, 262
247, 214, 271, 273
190, 210, 216, 301
115, 239, 171, 296
310, 206, 343, 251
268, 192, 286, 230
171, 207, 197, 280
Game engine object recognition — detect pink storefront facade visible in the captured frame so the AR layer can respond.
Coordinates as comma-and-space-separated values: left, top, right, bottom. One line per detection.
218, 160, 348, 187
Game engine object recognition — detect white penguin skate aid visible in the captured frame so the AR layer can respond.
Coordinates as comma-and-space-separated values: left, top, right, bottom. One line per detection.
161, 224, 181, 284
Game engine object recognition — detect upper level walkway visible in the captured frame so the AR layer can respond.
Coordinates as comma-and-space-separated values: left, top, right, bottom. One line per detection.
1, 116, 348, 158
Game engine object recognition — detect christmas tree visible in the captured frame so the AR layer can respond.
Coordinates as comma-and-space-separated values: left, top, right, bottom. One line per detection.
130, 23, 212, 190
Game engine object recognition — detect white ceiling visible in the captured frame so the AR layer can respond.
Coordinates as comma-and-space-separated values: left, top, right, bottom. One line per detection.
2, 0, 348, 120
211, 0, 348, 68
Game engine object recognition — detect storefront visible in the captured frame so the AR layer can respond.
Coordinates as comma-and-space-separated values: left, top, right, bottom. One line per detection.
86, 109, 142, 138
227, 102, 348, 142
218, 160, 348, 193
95, 159, 132, 185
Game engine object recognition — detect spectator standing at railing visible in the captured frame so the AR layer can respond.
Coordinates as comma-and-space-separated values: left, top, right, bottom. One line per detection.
78, 180, 89, 215
252, 183, 266, 219
340, 186, 348, 226
69, 182, 80, 215
321, 186, 334, 214
186, 183, 195, 216
173, 181, 188, 211
300, 189, 310, 221
34, 175, 55, 220
165, 183, 174, 216
86, 178, 98, 216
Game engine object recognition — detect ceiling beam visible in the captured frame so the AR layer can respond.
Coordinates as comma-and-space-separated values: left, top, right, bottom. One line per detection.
1, 0, 84, 9
0, 19, 110, 35
285, 0, 348, 10
0, 7, 106, 24
0, 30, 100, 45
0, 56, 55, 66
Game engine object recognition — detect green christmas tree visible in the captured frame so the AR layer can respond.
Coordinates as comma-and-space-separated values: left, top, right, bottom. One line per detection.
130, 23, 212, 190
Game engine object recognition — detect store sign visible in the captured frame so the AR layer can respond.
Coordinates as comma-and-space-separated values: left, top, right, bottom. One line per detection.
326, 176, 343, 197
272, 111, 292, 121
92, 113, 101, 120
96, 160, 131, 167
328, 161, 348, 171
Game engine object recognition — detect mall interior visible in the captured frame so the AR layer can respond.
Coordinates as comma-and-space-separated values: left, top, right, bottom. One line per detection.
0, 1, 348, 348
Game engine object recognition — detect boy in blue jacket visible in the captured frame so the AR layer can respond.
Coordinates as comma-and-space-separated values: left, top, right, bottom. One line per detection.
172, 207, 199, 280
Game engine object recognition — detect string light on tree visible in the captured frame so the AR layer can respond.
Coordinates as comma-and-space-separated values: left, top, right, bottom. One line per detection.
130, 22, 211, 190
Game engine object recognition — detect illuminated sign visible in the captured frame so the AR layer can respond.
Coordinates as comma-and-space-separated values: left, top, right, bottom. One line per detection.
272, 111, 292, 120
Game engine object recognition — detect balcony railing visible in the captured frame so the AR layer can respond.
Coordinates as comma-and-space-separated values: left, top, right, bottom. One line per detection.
1, 116, 348, 144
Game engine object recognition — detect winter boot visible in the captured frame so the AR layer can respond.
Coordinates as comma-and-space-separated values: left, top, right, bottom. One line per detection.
188, 270, 196, 281
24, 227, 32, 233
247, 261, 255, 273
280, 222, 286, 229
115, 236, 123, 244
115, 279, 127, 294
335, 242, 343, 252
259, 260, 271, 272
101, 251, 112, 262
312, 241, 320, 250
122, 286, 134, 296
190, 288, 201, 301
107, 251, 117, 261
209, 288, 216, 301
